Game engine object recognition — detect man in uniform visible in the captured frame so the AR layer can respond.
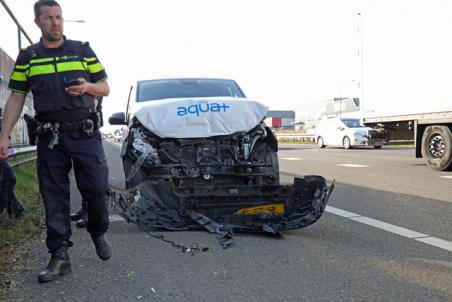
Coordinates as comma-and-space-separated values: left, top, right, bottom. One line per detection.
0, 107, 25, 227
0, 0, 112, 283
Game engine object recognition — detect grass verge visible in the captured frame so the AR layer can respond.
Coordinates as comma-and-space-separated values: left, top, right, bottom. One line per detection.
0, 160, 43, 297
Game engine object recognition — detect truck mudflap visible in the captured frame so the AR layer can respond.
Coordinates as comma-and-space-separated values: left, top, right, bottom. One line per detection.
110, 175, 334, 248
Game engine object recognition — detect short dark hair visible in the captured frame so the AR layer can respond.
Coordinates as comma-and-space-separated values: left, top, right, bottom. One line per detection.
34, 0, 61, 19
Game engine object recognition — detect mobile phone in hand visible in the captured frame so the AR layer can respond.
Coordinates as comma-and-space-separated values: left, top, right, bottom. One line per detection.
64, 78, 81, 87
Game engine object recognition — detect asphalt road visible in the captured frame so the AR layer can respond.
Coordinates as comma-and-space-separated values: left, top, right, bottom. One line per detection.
8, 142, 452, 302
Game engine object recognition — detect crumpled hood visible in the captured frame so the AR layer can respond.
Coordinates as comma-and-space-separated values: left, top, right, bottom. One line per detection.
134, 97, 269, 138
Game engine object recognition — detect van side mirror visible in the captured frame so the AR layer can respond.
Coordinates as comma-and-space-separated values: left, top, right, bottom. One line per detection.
337, 126, 345, 131
109, 112, 127, 125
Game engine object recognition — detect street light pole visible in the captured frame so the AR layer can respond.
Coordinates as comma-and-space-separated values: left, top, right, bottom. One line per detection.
357, 12, 364, 115
64, 19, 85, 23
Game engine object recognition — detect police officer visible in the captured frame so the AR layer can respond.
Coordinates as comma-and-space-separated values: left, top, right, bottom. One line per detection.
0, 0, 111, 283
0, 107, 25, 227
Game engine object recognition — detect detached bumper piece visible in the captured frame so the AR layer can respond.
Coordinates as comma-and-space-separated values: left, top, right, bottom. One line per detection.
110, 175, 334, 248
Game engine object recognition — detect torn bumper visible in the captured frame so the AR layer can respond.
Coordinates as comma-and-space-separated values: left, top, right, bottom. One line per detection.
111, 175, 334, 236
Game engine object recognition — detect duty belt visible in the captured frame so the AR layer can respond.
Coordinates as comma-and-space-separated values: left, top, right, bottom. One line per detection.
35, 118, 97, 149
37, 119, 96, 134
24, 114, 98, 147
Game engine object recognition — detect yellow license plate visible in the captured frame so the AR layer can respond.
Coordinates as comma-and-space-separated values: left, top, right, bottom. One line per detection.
236, 203, 285, 215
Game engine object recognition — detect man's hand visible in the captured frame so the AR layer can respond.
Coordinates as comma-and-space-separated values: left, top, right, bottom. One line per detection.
65, 78, 88, 96
65, 78, 110, 99
0, 136, 9, 159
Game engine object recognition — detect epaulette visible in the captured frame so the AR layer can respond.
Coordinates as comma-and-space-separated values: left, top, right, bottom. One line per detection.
81, 41, 90, 46
19, 47, 28, 52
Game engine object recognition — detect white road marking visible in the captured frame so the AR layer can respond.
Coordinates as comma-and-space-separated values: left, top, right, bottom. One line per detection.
109, 214, 125, 222
325, 206, 361, 218
325, 206, 452, 253
415, 237, 452, 252
282, 157, 304, 161
337, 164, 369, 168
440, 175, 452, 179
350, 216, 427, 238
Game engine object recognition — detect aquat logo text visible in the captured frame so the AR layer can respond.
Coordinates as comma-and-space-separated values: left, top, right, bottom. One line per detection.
177, 102, 231, 117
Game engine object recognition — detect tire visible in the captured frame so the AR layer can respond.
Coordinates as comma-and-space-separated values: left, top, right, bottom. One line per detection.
256, 143, 280, 185
268, 149, 280, 185
421, 125, 452, 171
123, 157, 150, 188
317, 137, 325, 148
343, 136, 351, 149
374, 145, 382, 149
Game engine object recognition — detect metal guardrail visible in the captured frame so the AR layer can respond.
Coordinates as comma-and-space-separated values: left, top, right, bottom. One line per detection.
276, 133, 315, 142
7, 145, 37, 167
0, 0, 33, 50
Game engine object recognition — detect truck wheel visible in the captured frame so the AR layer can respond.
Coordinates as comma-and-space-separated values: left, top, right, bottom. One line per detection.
317, 137, 325, 148
421, 126, 452, 171
343, 136, 351, 149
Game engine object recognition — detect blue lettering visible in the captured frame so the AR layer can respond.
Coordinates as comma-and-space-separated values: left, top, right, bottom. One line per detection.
210, 103, 220, 112
221, 103, 230, 112
177, 107, 187, 116
187, 104, 200, 116
199, 103, 210, 113
176, 102, 230, 117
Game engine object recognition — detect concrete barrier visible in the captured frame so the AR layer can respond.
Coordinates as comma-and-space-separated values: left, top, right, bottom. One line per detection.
276, 133, 315, 142
7, 146, 37, 167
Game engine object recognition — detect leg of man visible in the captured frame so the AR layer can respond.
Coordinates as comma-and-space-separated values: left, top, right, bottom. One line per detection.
70, 199, 86, 221
69, 130, 111, 260
36, 139, 73, 252
0, 159, 9, 213
75, 199, 88, 228
0, 159, 25, 220
36, 135, 73, 283
0, 159, 11, 226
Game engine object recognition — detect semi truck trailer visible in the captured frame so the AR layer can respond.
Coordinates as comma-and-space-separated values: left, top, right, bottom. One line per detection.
364, 112, 452, 171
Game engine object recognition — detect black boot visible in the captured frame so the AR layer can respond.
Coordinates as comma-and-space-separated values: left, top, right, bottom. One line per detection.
91, 235, 112, 261
70, 207, 85, 222
75, 214, 88, 228
38, 241, 72, 283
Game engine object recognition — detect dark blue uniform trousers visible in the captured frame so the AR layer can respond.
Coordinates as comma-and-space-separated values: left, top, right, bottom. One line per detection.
37, 130, 109, 253
0, 159, 23, 215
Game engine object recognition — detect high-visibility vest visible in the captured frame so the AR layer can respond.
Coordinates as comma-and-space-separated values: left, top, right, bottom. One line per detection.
8, 38, 107, 115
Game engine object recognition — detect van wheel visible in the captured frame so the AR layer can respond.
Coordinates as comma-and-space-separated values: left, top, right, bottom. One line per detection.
317, 137, 325, 148
343, 136, 351, 149
374, 145, 382, 149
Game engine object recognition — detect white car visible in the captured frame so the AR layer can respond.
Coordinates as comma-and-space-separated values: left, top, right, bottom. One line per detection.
315, 117, 386, 149
107, 78, 334, 244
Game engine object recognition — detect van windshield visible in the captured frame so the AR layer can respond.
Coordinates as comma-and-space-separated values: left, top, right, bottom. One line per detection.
341, 119, 363, 128
136, 79, 246, 102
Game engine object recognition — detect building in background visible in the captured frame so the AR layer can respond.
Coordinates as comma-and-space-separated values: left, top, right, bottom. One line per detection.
296, 97, 361, 131
323, 97, 360, 118
295, 99, 330, 131
266, 110, 295, 130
